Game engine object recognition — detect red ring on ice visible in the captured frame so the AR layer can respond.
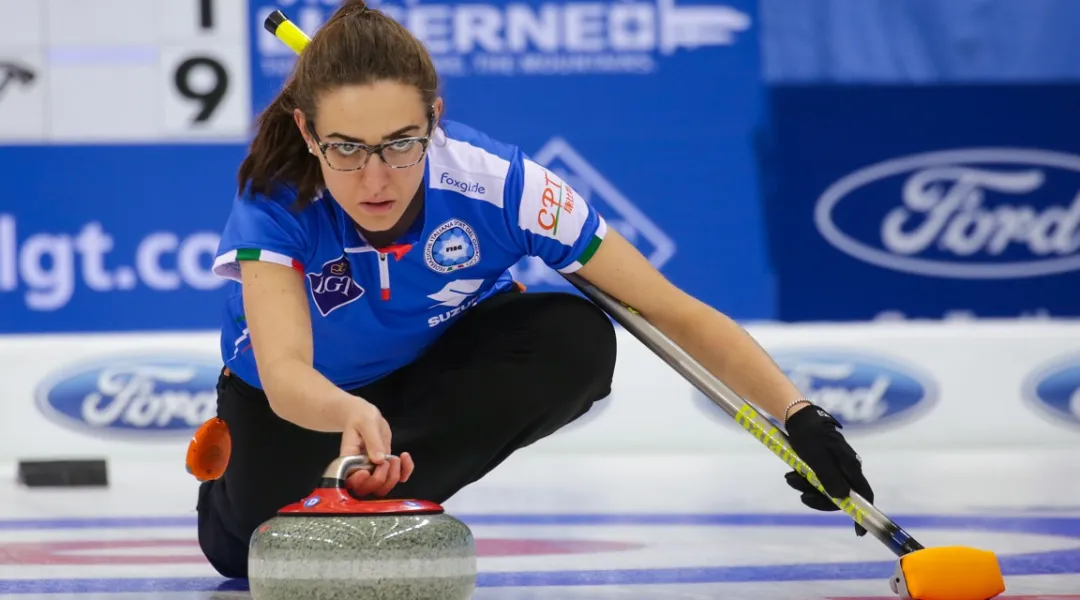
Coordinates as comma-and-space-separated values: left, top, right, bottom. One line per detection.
0, 538, 646, 565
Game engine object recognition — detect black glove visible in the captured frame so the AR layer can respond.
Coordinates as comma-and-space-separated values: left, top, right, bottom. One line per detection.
782, 404, 874, 536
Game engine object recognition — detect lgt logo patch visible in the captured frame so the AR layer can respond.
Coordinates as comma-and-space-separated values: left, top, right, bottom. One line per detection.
307, 255, 364, 316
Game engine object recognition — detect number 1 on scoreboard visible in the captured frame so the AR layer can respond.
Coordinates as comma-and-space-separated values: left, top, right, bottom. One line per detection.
200, 0, 215, 30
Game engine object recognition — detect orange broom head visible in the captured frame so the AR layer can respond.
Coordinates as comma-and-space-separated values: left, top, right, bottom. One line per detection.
891, 546, 1005, 600
185, 417, 231, 482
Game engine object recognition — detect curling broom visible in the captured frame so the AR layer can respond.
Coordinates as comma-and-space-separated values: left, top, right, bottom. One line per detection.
563, 271, 1006, 600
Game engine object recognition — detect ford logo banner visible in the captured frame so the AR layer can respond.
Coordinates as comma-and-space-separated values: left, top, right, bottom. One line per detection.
694, 349, 937, 432
1023, 354, 1080, 430
762, 85, 1080, 321
814, 147, 1080, 280
34, 355, 221, 439
772, 350, 938, 430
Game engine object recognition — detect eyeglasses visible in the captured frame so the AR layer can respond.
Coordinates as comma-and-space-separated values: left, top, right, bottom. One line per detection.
306, 107, 435, 172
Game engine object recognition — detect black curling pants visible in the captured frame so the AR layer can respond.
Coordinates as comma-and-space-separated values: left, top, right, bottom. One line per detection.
196, 290, 618, 578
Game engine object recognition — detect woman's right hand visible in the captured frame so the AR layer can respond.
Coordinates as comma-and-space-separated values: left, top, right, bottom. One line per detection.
339, 400, 414, 498
237, 259, 415, 496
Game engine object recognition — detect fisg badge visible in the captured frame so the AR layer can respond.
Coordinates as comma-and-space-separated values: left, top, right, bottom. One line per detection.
307, 255, 364, 316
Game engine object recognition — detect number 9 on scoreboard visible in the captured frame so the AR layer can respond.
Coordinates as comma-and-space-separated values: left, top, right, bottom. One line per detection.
176, 56, 229, 124
162, 45, 250, 138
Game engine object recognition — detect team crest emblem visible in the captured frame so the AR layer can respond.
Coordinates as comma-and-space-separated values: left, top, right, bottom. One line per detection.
425, 219, 480, 274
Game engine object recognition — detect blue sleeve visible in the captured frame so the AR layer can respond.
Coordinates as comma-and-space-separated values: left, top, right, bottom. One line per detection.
212, 191, 313, 282
503, 155, 608, 273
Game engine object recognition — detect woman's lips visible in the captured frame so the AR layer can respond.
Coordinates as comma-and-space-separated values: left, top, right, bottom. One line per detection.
358, 199, 395, 215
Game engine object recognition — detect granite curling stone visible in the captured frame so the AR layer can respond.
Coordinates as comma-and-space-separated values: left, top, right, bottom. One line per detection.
247, 455, 477, 600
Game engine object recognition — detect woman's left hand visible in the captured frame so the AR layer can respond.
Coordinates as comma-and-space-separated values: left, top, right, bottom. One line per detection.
782, 404, 875, 536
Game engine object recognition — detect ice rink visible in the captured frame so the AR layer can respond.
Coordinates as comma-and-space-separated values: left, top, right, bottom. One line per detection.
0, 447, 1078, 599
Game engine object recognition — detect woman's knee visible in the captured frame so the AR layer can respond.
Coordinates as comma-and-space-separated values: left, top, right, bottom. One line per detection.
197, 481, 251, 578
523, 292, 618, 391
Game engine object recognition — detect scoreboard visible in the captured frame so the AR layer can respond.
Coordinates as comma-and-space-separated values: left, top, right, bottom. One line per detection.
0, 0, 250, 143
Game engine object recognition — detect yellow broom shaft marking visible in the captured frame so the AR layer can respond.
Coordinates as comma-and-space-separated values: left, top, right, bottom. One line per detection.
273, 20, 311, 54
734, 405, 865, 525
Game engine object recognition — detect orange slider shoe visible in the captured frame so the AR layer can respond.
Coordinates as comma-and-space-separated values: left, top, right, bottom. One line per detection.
185, 417, 231, 482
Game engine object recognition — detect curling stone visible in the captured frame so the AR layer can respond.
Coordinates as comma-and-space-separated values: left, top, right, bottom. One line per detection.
248, 455, 476, 600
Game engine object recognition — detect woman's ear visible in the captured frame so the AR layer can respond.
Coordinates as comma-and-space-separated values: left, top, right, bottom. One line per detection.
293, 109, 314, 152
432, 97, 444, 127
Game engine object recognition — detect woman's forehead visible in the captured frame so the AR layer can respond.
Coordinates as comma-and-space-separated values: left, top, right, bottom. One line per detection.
314, 82, 427, 141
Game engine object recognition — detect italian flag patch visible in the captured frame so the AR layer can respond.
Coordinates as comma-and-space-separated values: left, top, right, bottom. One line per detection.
234, 248, 303, 272
213, 248, 304, 281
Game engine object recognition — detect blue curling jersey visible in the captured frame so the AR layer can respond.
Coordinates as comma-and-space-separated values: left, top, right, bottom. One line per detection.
212, 120, 608, 390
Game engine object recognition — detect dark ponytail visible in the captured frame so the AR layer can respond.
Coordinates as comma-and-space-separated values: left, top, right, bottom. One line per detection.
236, 0, 439, 209
236, 81, 323, 207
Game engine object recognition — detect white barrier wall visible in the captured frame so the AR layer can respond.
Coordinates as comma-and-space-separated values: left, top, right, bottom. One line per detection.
1, 319, 1078, 467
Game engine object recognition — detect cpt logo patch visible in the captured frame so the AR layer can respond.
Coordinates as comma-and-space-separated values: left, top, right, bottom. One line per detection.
307, 255, 364, 316
425, 219, 480, 274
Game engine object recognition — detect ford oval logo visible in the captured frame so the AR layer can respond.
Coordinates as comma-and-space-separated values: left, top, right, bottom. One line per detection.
1023, 354, 1080, 430
34, 355, 221, 439
814, 148, 1080, 279
694, 350, 937, 431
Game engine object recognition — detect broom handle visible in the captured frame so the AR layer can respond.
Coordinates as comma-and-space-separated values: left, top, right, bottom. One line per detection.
561, 272, 924, 557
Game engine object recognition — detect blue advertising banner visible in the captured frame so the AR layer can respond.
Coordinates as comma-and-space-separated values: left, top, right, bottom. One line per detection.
759, 0, 1080, 85
247, 0, 776, 320
2, 0, 774, 335
760, 84, 1080, 321
0, 145, 246, 333
0, 0, 253, 334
